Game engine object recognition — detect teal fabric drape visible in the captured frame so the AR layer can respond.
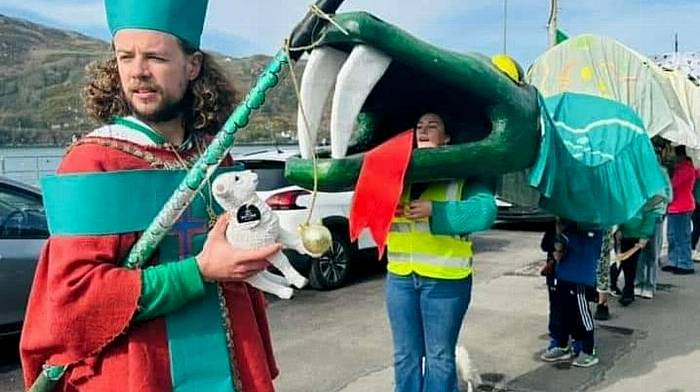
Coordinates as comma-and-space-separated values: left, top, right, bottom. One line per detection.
529, 92, 670, 227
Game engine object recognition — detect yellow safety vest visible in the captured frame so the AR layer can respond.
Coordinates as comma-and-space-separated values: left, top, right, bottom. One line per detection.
387, 180, 473, 280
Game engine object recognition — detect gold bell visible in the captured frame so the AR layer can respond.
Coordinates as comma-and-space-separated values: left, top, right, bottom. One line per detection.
298, 222, 332, 256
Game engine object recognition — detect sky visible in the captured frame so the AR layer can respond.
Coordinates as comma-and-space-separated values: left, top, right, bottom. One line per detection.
1, 0, 699, 66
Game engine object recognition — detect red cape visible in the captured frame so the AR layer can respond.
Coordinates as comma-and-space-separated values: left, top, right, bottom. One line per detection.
20, 137, 278, 391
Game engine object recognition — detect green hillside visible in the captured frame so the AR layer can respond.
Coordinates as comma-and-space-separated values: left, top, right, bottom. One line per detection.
0, 14, 308, 146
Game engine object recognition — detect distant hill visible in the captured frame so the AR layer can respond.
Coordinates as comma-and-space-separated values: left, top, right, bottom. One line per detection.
0, 14, 307, 146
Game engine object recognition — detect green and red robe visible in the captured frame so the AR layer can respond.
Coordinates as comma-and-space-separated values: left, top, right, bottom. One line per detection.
20, 117, 278, 391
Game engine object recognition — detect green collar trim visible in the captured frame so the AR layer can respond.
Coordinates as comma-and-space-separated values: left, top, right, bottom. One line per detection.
112, 116, 167, 145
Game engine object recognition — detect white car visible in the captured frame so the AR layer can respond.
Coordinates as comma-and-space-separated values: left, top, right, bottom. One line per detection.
235, 149, 377, 290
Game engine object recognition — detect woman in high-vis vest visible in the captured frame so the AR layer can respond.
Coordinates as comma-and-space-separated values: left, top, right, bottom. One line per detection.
386, 112, 497, 392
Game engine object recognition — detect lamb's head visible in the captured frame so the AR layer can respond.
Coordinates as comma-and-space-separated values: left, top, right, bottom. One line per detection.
212, 170, 260, 211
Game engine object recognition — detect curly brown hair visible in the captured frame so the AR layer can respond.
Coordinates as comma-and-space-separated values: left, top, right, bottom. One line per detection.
82, 46, 238, 135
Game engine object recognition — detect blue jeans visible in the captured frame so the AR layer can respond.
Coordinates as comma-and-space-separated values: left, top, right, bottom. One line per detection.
636, 219, 662, 291
386, 273, 472, 392
668, 213, 694, 271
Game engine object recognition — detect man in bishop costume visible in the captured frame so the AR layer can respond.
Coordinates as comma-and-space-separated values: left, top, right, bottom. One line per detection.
20, 1, 283, 391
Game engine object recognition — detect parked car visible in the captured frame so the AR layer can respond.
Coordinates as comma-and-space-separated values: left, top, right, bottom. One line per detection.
495, 196, 554, 223
0, 176, 48, 337
236, 149, 377, 290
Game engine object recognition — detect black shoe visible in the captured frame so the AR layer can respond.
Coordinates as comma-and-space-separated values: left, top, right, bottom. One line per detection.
618, 296, 634, 306
673, 268, 695, 275
661, 265, 677, 272
594, 304, 610, 320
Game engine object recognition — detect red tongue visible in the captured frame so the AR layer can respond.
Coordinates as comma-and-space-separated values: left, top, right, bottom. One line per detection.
349, 129, 414, 259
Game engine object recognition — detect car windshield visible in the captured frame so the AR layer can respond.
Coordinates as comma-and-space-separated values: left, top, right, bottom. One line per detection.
239, 160, 292, 191
0, 184, 48, 239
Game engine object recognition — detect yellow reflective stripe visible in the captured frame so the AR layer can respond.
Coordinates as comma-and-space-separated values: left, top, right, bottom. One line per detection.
388, 259, 472, 280
390, 223, 410, 233
387, 253, 472, 268
390, 222, 430, 233
387, 232, 473, 257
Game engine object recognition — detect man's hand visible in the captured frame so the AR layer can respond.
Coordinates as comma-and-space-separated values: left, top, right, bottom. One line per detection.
406, 200, 433, 220
637, 239, 649, 249
196, 214, 281, 282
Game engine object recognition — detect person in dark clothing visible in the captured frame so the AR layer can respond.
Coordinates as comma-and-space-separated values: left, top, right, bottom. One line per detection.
540, 219, 602, 368
611, 197, 660, 305
610, 232, 647, 306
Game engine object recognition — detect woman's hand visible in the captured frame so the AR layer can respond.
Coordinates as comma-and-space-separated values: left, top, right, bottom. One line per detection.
406, 200, 433, 220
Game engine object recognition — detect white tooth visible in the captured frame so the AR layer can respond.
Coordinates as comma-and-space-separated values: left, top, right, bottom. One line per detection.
330, 45, 392, 158
297, 47, 349, 159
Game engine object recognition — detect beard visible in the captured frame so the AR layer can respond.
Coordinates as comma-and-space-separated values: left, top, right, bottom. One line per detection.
126, 90, 189, 124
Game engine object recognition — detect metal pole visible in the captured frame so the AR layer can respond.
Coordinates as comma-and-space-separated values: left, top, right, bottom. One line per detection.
503, 0, 508, 54
547, 0, 558, 48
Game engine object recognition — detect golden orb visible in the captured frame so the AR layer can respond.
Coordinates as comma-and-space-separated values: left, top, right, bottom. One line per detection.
298, 222, 332, 256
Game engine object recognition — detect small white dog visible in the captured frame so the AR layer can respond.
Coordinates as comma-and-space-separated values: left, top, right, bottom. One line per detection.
212, 170, 315, 299
456, 346, 481, 392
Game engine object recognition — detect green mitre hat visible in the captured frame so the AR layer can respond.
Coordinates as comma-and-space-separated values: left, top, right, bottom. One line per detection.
105, 0, 208, 48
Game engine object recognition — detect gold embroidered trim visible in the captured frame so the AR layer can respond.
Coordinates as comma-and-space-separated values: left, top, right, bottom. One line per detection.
67, 137, 200, 169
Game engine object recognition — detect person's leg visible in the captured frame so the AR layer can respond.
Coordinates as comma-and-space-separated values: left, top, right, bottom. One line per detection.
554, 281, 571, 348
546, 274, 563, 347
634, 246, 648, 292
649, 220, 663, 292
420, 275, 472, 392
386, 273, 424, 392
542, 279, 573, 360
641, 225, 660, 297
558, 282, 579, 355
619, 238, 639, 305
691, 207, 700, 251
666, 214, 680, 269
571, 284, 598, 367
675, 212, 695, 272
595, 230, 612, 320
609, 262, 622, 296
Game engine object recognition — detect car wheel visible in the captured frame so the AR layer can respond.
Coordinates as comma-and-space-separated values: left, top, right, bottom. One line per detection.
309, 231, 354, 290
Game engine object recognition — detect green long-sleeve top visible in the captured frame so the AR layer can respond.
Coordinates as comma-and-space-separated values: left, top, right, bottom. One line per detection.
429, 181, 498, 236
134, 257, 205, 322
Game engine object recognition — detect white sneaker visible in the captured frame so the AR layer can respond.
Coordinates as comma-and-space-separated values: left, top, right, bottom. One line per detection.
634, 287, 642, 297
694, 249, 700, 261
641, 288, 653, 299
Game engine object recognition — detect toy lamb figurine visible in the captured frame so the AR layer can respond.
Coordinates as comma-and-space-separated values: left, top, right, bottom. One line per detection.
212, 170, 314, 299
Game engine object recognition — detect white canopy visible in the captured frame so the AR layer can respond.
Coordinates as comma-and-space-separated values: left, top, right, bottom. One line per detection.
528, 34, 700, 149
